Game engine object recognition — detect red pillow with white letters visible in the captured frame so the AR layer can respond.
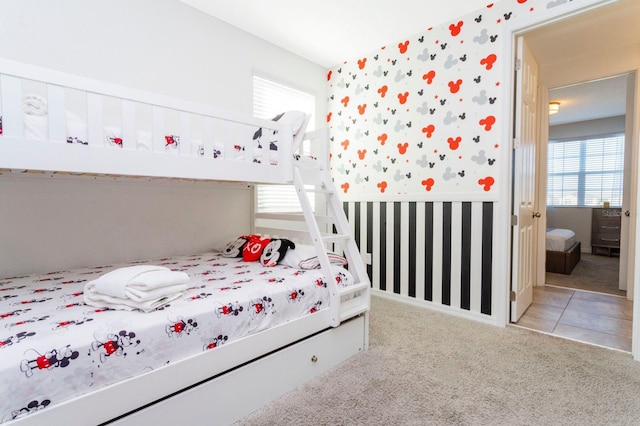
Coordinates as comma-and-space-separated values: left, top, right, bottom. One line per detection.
242, 236, 271, 262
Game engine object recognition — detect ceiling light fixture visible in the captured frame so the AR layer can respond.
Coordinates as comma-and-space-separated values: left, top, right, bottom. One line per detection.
549, 101, 560, 115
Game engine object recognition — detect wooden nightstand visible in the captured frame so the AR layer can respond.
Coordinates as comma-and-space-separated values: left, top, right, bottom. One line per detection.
591, 208, 621, 256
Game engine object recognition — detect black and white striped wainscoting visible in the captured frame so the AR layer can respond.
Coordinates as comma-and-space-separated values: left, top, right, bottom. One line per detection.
343, 201, 494, 317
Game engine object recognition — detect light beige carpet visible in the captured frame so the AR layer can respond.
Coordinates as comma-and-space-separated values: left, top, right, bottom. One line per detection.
546, 252, 624, 296
236, 295, 640, 425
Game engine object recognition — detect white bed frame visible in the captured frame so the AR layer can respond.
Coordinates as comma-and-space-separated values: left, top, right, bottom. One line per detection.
0, 58, 370, 425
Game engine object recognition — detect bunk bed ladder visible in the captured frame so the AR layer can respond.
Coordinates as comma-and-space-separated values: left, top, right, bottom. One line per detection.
293, 165, 371, 328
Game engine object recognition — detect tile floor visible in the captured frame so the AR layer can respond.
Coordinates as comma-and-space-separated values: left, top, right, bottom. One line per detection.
515, 285, 633, 352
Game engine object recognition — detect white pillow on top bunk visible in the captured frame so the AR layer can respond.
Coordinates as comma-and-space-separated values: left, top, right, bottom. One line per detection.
20, 94, 91, 144
66, 111, 88, 145
271, 110, 310, 153
272, 110, 306, 134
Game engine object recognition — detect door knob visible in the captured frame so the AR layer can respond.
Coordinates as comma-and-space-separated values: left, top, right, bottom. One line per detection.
533, 212, 541, 218
625, 210, 631, 217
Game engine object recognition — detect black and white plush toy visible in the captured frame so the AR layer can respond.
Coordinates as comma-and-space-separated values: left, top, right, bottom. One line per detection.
221, 235, 255, 258
260, 238, 296, 267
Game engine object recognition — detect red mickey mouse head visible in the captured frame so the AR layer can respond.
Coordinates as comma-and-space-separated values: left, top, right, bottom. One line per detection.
480, 54, 497, 70
341, 182, 350, 194
378, 133, 388, 145
447, 137, 462, 150
327, 70, 332, 81
341, 96, 350, 107
357, 58, 367, 70
449, 21, 463, 37
341, 139, 350, 150
397, 143, 409, 155
377, 181, 388, 193
358, 104, 367, 115
422, 124, 435, 138
378, 85, 388, 98
479, 115, 496, 131
326, 112, 332, 123
421, 178, 435, 191
448, 79, 463, 94
478, 176, 495, 192
423, 70, 436, 84
517, 0, 527, 3
358, 149, 367, 160
398, 40, 410, 54
397, 92, 409, 105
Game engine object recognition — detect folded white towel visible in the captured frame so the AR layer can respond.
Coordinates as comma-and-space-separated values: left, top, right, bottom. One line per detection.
23, 94, 48, 116
84, 265, 189, 312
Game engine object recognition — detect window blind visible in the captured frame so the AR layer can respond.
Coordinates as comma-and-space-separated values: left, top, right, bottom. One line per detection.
547, 133, 625, 207
253, 75, 315, 213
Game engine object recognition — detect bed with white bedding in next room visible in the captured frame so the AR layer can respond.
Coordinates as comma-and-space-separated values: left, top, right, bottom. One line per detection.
545, 228, 581, 275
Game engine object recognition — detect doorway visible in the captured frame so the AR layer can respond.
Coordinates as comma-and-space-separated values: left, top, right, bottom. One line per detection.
544, 75, 628, 298
509, 0, 640, 353
518, 74, 632, 351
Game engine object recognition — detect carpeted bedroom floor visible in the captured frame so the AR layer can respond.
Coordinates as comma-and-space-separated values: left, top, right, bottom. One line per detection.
545, 252, 623, 296
236, 295, 640, 425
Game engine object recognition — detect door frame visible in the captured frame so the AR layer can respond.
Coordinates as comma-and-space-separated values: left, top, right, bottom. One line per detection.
500, 0, 640, 360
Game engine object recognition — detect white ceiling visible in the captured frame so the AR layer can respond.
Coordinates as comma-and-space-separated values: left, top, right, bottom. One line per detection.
548, 75, 628, 126
179, 0, 487, 68
180, 0, 640, 126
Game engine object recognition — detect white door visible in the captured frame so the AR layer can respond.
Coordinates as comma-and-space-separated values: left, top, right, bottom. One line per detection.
511, 37, 539, 322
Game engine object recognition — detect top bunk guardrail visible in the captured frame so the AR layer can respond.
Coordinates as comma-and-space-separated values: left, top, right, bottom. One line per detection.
0, 58, 298, 183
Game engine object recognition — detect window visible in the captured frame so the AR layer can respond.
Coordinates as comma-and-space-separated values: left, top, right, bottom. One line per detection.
253, 75, 315, 213
547, 133, 625, 207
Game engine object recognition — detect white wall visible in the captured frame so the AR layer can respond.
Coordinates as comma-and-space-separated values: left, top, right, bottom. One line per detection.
0, 0, 327, 123
0, 0, 327, 276
549, 116, 625, 140
0, 174, 252, 277
546, 207, 592, 250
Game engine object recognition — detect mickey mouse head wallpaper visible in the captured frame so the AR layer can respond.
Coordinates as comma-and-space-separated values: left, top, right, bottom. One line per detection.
327, 0, 562, 200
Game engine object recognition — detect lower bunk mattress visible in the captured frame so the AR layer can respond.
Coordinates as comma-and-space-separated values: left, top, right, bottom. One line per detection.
0, 252, 353, 423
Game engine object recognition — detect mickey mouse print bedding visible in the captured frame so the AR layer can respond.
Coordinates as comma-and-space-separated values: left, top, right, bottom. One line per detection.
0, 251, 354, 423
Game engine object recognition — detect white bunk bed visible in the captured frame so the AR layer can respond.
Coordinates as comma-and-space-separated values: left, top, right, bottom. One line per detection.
0, 59, 370, 425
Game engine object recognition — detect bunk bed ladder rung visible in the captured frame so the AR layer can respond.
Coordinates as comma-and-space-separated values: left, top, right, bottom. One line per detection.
293, 165, 370, 329
305, 188, 333, 195
255, 212, 335, 224
338, 281, 370, 297
322, 234, 349, 243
